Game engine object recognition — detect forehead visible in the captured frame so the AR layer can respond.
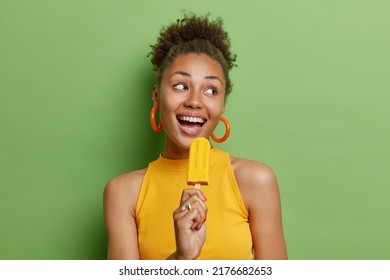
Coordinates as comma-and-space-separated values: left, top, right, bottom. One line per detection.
164, 53, 225, 80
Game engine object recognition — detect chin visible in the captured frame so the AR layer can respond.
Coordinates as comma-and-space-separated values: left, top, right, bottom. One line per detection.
173, 134, 207, 150
177, 137, 196, 149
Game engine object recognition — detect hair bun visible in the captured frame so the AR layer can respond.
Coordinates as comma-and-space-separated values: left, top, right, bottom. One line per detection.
150, 14, 236, 71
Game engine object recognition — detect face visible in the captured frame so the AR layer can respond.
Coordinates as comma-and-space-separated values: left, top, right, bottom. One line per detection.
154, 53, 226, 152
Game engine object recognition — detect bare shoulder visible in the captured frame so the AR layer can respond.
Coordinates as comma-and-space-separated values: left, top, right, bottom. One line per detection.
104, 169, 147, 259
231, 156, 287, 259
231, 157, 277, 186
230, 156, 280, 212
105, 169, 146, 191
104, 168, 147, 214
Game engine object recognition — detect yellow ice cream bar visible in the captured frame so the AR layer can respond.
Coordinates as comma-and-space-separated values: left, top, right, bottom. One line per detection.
187, 137, 210, 189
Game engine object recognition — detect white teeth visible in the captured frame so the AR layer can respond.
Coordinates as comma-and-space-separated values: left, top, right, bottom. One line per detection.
178, 116, 205, 123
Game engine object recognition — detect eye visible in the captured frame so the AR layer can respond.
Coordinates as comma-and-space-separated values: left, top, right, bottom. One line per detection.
204, 87, 218, 95
173, 83, 188, 91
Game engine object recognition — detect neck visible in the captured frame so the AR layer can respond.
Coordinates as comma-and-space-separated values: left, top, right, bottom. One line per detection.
162, 136, 214, 160
162, 137, 190, 160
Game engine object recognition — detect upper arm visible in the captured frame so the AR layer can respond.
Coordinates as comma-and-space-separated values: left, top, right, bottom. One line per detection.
234, 160, 287, 260
103, 171, 144, 259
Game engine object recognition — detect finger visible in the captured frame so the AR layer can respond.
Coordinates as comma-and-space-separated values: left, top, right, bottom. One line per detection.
180, 201, 207, 230
175, 200, 206, 220
176, 202, 207, 229
174, 200, 207, 230
186, 206, 206, 230
179, 195, 207, 214
173, 207, 204, 232
176, 208, 203, 231
180, 188, 207, 205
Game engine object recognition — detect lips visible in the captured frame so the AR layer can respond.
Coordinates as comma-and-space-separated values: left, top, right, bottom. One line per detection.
177, 115, 206, 136
177, 115, 206, 125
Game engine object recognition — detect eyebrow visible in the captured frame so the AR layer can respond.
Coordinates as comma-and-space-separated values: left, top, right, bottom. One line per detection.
170, 71, 191, 78
170, 71, 223, 84
205, 75, 222, 83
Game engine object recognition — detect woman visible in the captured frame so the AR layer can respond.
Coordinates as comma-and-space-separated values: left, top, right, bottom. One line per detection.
104, 14, 287, 260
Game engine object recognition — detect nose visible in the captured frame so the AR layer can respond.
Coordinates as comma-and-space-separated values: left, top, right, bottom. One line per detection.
184, 92, 204, 109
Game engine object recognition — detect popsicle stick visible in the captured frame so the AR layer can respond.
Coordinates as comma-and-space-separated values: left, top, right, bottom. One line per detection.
195, 183, 201, 190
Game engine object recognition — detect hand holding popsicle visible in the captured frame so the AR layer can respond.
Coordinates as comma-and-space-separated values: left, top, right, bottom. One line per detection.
172, 188, 207, 260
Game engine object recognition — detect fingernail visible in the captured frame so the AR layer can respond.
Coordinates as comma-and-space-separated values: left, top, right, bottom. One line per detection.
201, 193, 207, 202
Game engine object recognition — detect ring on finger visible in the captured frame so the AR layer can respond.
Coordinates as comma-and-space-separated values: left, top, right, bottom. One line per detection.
181, 202, 192, 212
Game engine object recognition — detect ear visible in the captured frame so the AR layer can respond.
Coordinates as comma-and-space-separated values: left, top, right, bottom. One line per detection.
152, 86, 159, 106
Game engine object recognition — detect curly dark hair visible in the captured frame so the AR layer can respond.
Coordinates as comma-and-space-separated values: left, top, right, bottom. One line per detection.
149, 14, 237, 95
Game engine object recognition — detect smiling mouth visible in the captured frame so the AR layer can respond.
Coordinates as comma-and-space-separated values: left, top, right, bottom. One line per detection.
177, 116, 206, 128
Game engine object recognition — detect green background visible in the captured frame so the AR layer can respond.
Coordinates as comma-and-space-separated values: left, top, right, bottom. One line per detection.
1, 0, 389, 260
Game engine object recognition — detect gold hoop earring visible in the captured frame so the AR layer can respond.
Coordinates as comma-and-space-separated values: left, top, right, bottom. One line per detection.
211, 116, 230, 143
150, 105, 163, 132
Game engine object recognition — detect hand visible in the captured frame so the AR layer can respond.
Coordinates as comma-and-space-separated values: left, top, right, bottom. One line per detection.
172, 188, 207, 260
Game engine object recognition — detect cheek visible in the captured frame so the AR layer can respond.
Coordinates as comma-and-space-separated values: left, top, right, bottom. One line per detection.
208, 100, 225, 118
158, 102, 171, 125
157, 93, 180, 125
158, 98, 168, 112
159, 96, 177, 115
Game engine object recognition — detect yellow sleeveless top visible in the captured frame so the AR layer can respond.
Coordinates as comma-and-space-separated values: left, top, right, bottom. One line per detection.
135, 148, 253, 260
